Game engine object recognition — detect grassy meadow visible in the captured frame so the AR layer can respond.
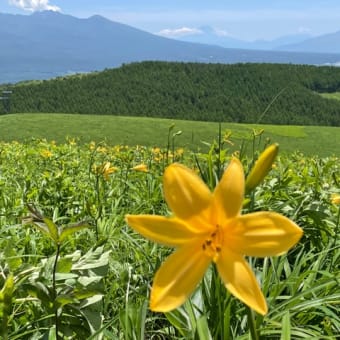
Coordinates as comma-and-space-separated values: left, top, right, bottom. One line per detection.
320, 91, 340, 101
0, 113, 339, 156
0, 113, 339, 338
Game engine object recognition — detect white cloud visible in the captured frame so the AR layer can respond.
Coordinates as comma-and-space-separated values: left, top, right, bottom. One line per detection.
213, 28, 233, 37
9, 0, 60, 12
157, 27, 202, 38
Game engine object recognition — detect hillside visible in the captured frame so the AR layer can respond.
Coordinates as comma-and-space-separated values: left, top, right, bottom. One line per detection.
0, 114, 339, 156
2, 11, 340, 84
277, 30, 340, 54
2, 62, 340, 126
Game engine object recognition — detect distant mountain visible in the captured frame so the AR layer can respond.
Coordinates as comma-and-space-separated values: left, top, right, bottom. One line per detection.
250, 33, 313, 50
276, 30, 340, 54
171, 25, 249, 49
174, 26, 312, 50
1, 11, 340, 84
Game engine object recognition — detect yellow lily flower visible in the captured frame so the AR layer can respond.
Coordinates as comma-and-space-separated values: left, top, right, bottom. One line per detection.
102, 162, 118, 180
131, 164, 148, 172
331, 193, 340, 205
40, 149, 52, 158
126, 159, 303, 315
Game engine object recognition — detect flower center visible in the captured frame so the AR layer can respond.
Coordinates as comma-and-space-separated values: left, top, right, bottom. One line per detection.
201, 225, 223, 262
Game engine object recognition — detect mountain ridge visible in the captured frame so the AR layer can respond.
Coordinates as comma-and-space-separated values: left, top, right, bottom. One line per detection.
1, 11, 340, 84
275, 30, 340, 54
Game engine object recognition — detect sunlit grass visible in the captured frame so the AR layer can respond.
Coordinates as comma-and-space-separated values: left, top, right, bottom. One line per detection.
0, 113, 339, 156
319, 92, 340, 101
0, 137, 339, 338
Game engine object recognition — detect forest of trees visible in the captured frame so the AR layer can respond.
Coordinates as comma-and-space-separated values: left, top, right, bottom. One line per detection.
1, 61, 340, 126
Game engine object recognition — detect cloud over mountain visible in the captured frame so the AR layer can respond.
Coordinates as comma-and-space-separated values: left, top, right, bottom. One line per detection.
9, 0, 60, 12
157, 27, 202, 38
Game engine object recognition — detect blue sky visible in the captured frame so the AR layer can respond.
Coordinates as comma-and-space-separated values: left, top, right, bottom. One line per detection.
1, 1, 340, 40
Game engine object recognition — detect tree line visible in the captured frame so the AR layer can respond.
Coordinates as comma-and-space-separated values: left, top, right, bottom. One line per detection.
2, 61, 340, 126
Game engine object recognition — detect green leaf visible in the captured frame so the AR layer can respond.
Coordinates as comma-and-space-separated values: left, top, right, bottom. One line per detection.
80, 308, 103, 333
196, 315, 213, 340
54, 273, 79, 281
72, 247, 110, 272
166, 309, 190, 337
77, 276, 102, 288
59, 221, 90, 243
29, 221, 51, 239
55, 294, 79, 308
281, 311, 291, 340
43, 217, 59, 243
79, 294, 103, 308
4, 242, 22, 271
56, 257, 73, 273
73, 290, 99, 300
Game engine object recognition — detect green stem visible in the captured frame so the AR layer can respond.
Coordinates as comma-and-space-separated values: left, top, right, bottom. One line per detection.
247, 307, 259, 340
1, 315, 8, 340
330, 207, 340, 271
94, 174, 101, 240
53, 244, 61, 340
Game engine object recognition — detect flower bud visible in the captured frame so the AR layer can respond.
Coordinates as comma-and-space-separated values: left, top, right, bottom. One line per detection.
245, 143, 279, 192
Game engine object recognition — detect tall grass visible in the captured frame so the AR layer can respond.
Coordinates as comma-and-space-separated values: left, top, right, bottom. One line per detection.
0, 132, 339, 339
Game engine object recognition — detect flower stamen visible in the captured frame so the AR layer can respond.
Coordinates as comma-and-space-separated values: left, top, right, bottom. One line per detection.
202, 225, 223, 262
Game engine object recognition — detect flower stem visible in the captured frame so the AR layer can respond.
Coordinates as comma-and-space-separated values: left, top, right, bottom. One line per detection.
247, 306, 259, 340
330, 207, 340, 271
53, 243, 61, 340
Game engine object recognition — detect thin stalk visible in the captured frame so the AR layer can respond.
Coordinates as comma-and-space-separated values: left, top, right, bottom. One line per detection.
1, 315, 8, 340
247, 307, 259, 340
94, 174, 101, 240
217, 122, 222, 180
53, 243, 61, 340
330, 207, 340, 271
223, 294, 231, 340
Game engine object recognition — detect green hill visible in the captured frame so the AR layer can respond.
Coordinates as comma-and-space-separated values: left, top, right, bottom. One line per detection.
0, 113, 339, 156
2, 62, 340, 126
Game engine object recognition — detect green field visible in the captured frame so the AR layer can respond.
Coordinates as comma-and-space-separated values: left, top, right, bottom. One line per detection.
0, 136, 339, 338
0, 113, 339, 156
319, 91, 340, 101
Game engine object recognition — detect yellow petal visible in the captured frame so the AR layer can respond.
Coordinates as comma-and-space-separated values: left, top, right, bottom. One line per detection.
216, 248, 267, 315
125, 215, 199, 247
228, 212, 303, 257
150, 242, 211, 312
163, 163, 212, 220
212, 158, 244, 223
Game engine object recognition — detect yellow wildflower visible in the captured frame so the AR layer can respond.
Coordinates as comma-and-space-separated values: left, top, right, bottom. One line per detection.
131, 164, 148, 172
175, 148, 184, 156
126, 159, 302, 315
93, 162, 117, 180
152, 147, 161, 154
102, 162, 117, 180
40, 149, 52, 158
68, 138, 77, 146
89, 141, 96, 150
331, 193, 340, 205
97, 146, 107, 154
